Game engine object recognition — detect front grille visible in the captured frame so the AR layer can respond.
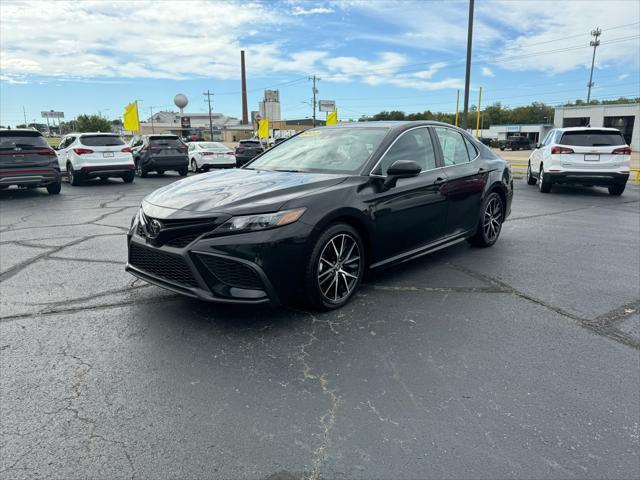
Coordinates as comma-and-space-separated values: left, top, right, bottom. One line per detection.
129, 243, 198, 288
196, 254, 263, 290
165, 233, 201, 248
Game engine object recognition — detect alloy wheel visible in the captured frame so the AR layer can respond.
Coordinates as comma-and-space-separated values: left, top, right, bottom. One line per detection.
538, 168, 544, 191
482, 196, 502, 242
317, 233, 361, 303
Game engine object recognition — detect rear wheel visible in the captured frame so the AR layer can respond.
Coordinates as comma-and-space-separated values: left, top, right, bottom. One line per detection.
467, 192, 504, 248
156, 170, 165, 175
191, 159, 198, 173
178, 167, 188, 177
135, 160, 148, 178
538, 166, 552, 193
305, 223, 364, 310
526, 162, 537, 185
122, 172, 134, 183
46, 182, 61, 194
67, 163, 81, 186
608, 183, 626, 196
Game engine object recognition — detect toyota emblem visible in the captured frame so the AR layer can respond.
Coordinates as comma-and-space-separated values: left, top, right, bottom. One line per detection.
146, 219, 162, 238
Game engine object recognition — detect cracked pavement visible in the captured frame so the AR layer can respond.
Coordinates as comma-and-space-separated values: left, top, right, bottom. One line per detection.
1, 175, 639, 479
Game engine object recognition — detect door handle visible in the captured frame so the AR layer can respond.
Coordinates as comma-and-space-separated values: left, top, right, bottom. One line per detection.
434, 177, 446, 186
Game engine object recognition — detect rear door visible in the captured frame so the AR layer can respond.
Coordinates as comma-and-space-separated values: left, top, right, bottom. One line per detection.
433, 127, 487, 235
555, 130, 628, 170
0, 130, 56, 170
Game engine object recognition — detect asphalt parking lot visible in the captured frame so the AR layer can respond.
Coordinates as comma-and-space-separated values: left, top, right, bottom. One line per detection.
1, 173, 639, 479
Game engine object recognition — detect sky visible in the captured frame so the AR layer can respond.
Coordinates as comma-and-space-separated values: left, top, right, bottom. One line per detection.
1, 0, 639, 126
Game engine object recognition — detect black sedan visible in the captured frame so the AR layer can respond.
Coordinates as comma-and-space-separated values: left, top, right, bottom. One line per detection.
126, 121, 513, 309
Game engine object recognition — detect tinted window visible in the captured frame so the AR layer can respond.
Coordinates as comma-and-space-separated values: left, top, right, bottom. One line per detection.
240, 140, 261, 147
434, 127, 470, 166
248, 127, 388, 174
376, 128, 436, 175
559, 130, 626, 147
80, 135, 124, 146
149, 136, 182, 147
0, 131, 49, 150
464, 137, 479, 159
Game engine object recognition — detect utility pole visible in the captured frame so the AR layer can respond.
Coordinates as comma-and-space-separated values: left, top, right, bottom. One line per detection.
149, 106, 155, 134
586, 27, 601, 103
462, 0, 474, 130
454, 90, 460, 127
203, 90, 214, 140
22, 106, 27, 125
309, 75, 320, 127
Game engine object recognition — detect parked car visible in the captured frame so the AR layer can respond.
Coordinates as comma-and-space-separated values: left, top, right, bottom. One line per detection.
478, 137, 493, 146
126, 121, 513, 309
234, 139, 264, 166
188, 142, 236, 172
57, 132, 135, 185
0, 128, 62, 194
527, 127, 631, 195
129, 134, 189, 177
499, 136, 532, 150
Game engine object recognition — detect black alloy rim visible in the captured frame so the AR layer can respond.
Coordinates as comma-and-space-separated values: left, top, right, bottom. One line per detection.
318, 233, 361, 302
483, 196, 502, 242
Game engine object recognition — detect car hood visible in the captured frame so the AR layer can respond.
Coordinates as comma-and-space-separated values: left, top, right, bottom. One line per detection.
143, 168, 347, 216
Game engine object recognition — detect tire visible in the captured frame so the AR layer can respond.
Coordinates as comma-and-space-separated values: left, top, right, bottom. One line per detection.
135, 160, 148, 178
467, 192, 504, 248
99, 176, 109, 183
46, 182, 61, 194
67, 163, 81, 186
157, 170, 165, 175
608, 184, 626, 196
526, 162, 537, 185
499, 147, 505, 151
305, 223, 365, 310
122, 172, 134, 183
538, 166, 552, 193
178, 167, 188, 177
191, 159, 198, 173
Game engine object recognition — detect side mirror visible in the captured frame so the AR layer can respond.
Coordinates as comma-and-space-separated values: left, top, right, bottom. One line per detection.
382, 160, 422, 190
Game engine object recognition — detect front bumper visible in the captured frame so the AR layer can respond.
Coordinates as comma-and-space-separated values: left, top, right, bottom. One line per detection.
0, 168, 61, 187
545, 171, 629, 186
126, 218, 315, 305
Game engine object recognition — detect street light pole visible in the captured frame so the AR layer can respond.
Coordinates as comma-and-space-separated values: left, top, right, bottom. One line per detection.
462, 0, 474, 130
586, 27, 601, 103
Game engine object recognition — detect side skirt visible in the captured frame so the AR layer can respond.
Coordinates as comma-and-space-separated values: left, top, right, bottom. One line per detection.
369, 233, 469, 270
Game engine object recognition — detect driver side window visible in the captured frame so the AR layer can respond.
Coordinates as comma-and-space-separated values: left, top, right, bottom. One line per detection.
375, 128, 436, 175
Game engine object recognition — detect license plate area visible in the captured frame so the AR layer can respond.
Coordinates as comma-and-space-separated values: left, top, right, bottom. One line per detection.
103, 152, 115, 158
584, 154, 600, 161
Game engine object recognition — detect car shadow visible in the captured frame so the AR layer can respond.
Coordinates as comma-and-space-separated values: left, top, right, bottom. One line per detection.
0, 187, 52, 199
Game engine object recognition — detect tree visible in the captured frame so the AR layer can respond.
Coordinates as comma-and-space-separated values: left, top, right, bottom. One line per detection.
74, 114, 112, 133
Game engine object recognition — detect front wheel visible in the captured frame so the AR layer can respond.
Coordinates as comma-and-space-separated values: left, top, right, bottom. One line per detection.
191, 159, 198, 173
608, 184, 626, 196
467, 192, 504, 248
526, 162, 537, 185
135, 160, 148, 178
305, 224, 365, 310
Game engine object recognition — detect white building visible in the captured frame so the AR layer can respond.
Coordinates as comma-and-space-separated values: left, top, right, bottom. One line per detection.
469, 124, 553, 145
258, 90, 281, 121
146, 111, 241, 129
554, 103, 639, 150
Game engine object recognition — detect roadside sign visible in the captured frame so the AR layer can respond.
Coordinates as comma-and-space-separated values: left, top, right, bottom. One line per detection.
181, 116, 191, 128
318, 100, 336, 112
41, 111, 64, 119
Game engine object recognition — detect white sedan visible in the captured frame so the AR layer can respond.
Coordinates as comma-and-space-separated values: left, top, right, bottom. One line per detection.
187, 142, 237, 172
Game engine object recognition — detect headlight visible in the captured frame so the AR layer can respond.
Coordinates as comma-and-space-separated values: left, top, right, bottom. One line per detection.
215, 207, 306, 234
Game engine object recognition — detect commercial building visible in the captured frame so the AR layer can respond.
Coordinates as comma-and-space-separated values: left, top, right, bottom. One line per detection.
473, 124, 553, 145
553, 103, 639, 150
258, 90, 281, 121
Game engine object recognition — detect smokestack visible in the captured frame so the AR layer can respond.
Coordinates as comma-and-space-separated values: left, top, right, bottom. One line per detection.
241, 50, 248, 125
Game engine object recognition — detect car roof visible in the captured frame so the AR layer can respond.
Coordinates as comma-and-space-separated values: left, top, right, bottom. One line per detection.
556, 126, 621, 132
0, 128, 43, 134
77, 132, 121, 136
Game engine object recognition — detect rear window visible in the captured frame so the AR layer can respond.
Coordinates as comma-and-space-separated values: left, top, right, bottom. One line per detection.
239, 141, 261, 147
0, 131, 49, 150
149, 136, 182, 147
80, 135, 124, 146
560, 130, 626, 147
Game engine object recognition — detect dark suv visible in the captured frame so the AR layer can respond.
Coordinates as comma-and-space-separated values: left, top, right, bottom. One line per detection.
234, 139, 264, 166
0, 129, 62, 194
499, 136, 532, 151
130, 134, 189, 177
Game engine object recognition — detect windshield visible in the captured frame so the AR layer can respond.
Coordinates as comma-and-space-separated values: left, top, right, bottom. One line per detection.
80, 135, 124, 146
150, 136, 182, 147
247, 127, 389, 173
560, 130, 626, 147
0, 131, 49, 150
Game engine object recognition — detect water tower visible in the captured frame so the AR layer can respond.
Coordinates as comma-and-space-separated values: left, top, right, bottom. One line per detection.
174, 93, 188, 116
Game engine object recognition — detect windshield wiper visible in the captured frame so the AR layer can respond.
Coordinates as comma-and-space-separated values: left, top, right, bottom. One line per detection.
273, 168, 304, 173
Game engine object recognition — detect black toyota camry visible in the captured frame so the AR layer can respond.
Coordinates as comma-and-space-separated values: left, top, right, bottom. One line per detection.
127, 121, 513, 309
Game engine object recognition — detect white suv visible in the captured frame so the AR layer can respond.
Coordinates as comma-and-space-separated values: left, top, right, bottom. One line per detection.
57, 132, 135, 185
527, 127, 631, 195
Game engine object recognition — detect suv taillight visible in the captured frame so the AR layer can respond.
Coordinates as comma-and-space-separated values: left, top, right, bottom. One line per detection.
121, 147, 133, 153
612, 146, 631, 155
36, 148, 57, 155
551, 146, 574, 154
73, 148, 94, 155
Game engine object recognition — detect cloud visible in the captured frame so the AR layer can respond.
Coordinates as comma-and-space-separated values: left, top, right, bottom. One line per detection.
481, 67, 495, 78
291, 6, 334, 16
617, 73, 630, 81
